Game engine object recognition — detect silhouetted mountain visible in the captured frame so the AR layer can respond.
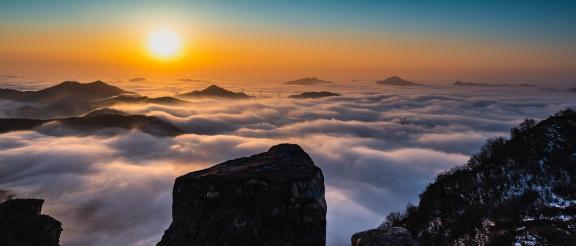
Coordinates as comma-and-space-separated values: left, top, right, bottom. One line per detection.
2, 89, 189, 118
178, 85, 252, 99
0, 199, 62, 246
0, 80, 132, 105
569, 87, 576, 93
0, 118, 45, 133
5, 100, 95, 119
129, 77, 146, 82
377, 76, 421, 86
84, 108, 129, 117
98, 95, 190, 106
453, 81, 511, 87
158, 144, 326, 246
383, 109, 576, 245
0, 115, 182, 136
285, 77, 333, 85
13, 81, 132, 104
289, 91, 341, 99
0, 88, 32, 101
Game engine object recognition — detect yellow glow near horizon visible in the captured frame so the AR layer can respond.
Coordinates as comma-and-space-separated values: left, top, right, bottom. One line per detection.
147, 30, 182, 60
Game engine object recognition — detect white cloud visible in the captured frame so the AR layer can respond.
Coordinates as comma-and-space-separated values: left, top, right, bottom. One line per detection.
1, 84, 575, 245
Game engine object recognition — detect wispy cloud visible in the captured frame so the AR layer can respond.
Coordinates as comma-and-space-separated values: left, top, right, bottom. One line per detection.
1, 85, 574, 245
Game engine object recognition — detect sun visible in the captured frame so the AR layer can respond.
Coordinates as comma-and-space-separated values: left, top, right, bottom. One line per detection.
147, 30, 182, 59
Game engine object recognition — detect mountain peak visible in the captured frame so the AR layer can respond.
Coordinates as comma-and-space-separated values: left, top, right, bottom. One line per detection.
203, 84, 228, 92
178, 85, 252, 99
56, 81, 81, 86
285, 77, 333, 85
377, 76, 420, 86
89, 80, 106, 85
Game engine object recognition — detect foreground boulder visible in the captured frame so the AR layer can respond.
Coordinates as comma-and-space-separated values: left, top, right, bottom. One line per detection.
158, 144, 326, 246
0, 199, 62, 246
352, 226, 418, 246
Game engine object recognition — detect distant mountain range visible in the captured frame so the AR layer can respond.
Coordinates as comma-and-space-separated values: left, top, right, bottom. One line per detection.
376, 76, 421, 86
0, 81, 191, 119
284, 77, 333, 85
84, 108, 129, 117
178, 85, 252, 99
288, 91, 340, 99
0, 82, 260, 136
381, 109, 576, 245
0, 80, 133, 104
453, 81, 541, 88
0, 114, 182, 136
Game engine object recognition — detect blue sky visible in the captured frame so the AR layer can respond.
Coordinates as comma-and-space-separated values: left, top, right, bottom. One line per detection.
1, 0, 575, 84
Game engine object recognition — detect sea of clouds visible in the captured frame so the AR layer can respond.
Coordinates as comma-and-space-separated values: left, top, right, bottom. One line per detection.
1, 78, 575, 245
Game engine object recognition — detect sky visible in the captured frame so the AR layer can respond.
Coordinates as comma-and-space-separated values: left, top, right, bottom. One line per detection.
1, 2, 576, 244
1, 0, 576, 85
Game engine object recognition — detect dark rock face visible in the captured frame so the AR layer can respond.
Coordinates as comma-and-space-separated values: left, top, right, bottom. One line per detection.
289, 91, 341, 99
351, 226, 418, 246
158, 144, 326, 246
0, 199, 62, 246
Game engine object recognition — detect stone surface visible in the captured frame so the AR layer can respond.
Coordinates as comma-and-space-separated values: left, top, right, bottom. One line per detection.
351, 226, 418, 246
158, 144, 326, 246
0, 199, 62, 246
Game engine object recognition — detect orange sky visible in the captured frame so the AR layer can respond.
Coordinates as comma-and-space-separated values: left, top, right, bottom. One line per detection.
1, 1, 575, 85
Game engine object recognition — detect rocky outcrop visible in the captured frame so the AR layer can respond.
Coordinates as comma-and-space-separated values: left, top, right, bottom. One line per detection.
351, 226, 418, 246
0, 199, 62, 246
158, 144, 326, 246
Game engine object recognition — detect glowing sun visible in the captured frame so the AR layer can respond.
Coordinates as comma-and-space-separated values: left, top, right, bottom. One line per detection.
147, 30, 182, 59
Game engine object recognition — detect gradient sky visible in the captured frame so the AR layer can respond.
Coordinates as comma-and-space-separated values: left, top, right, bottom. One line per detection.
1, 0, 575, 85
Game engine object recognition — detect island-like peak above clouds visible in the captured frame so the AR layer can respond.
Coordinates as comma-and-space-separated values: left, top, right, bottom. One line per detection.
0, 80, 133, 104
569, 87, 576, 93
453, 81, 512, 87
289, 91, 341, 99
178, 85, 252, 99
284, 77, 334, 85
376, 76, 421, 86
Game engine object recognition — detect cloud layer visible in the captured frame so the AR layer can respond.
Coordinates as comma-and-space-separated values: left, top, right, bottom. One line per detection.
1, 83, 575, 246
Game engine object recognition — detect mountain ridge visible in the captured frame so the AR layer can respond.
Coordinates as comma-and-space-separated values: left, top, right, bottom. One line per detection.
381, 109, 576, 245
